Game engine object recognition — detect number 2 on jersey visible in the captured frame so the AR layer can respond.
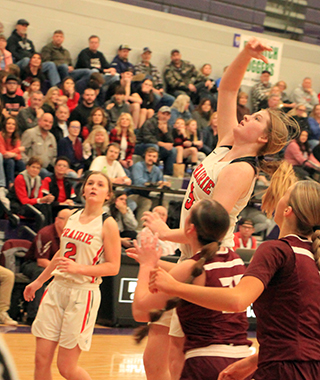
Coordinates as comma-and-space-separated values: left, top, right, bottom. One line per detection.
64, 242, 77, 261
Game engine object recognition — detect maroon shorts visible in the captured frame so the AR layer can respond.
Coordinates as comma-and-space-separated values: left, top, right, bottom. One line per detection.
254, 361, 320, 380
180, 356, 252, 380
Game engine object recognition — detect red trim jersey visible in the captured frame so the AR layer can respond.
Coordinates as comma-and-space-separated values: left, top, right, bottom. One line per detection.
52, 210, 107, 285
233, 232, 257, 250
180, 147, 256, 259
244, 235, 320, 366
177, 249, 251, 354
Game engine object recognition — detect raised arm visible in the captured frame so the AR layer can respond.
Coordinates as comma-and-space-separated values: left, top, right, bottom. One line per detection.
217, 38, 272, 146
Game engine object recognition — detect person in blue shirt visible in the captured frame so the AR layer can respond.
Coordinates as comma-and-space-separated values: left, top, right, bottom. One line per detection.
110, 44, 134, 75
128, 147, 169, 229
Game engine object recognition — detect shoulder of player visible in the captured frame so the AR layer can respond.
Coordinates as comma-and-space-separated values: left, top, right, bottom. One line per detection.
219, 160, 255, 179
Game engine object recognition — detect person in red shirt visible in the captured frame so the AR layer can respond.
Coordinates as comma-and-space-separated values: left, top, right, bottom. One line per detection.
59, 76, 80, 113
0, 116, 25, 188
41, 156, 76, 217
8, 156, 54, 230
233, 218, 257, 250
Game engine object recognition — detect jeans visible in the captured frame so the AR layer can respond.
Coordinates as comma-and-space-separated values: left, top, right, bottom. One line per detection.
16, 59, 60, 87
3, 158, 26, 187
154, 92, 175, 111
0, 153, 6, 187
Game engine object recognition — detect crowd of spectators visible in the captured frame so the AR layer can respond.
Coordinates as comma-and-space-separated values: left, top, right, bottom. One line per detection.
0, 17, 319, 241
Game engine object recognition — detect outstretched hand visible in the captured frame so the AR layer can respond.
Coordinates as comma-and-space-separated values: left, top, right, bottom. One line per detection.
141, 211, 170, 239
149, 267, 178, 295
126, 228, 162, 266
244, 37, 272, 64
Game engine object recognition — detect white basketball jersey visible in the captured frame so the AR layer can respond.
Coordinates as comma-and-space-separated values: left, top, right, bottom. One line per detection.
180, 146, 256, 260
52, 210, 106, 285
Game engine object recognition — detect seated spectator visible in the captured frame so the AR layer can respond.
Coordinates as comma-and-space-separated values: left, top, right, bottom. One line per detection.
134, 47, 175, 109
42, 86, 63, 116
185, 119, 205, 163
90, 142, 131, 185
6, 20, 60, 86
57, 121, 84, 179
135, 106, 177, 175
8, 156, 54, 230
173, 118, 198, 166
20, 52, 46, 92
251, 70, 272, 113
192, 97, 212, 130
0, 266, 18, 325
266, 93, 281, 111
51, 104, 69, 144
291, 77, 319, 114
105, 85, 130, 130
41, 30, 92, 90
233, 218, 257, 250
307, 104, 320, 149
276, 80, 296, 111
21, 113, 57, 178
83, 127, 109, 169
110, 44, 134, 75
195, 63, 217, 107
236, 91, 250, 123
128, 147, 170, 229
69, 86, 97, 132
134, 78, 156, 128
22, 77, 41, 105
59, 76, 80, 112
109, 113, 136, 171
0, 116, 25, 187
0, 71, 8, 96
41, 157, 76, 214
17, 90, 44, 134
82, 106, 107, 139
6, 19, 35, 68
0, 34, 13, 71
104, 190, 138, 248
169, 94, 192, 125
105, 69, 142, 128
257, 85, 281, 110
284, 129, 320, 180
1, 74, 25, 117
76, 35, 118, 89
201, 111, 218, 155
288, 103, 311, 133
163, 49, 205, 102
21, 208, 72, 324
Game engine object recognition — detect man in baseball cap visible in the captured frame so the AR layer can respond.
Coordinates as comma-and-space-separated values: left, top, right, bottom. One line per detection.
6, 19, 35, 66
110, 44, 134, 74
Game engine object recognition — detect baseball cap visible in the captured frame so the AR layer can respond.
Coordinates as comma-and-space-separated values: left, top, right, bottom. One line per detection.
6, 74, 19, 83
143, 47, 152, 53
261, 70, 271, 75
159, 106, 171, 114
17, 19, 29, 26
239, 218, 254, 227
119, 44, 131, 51
171, 49, 180, 55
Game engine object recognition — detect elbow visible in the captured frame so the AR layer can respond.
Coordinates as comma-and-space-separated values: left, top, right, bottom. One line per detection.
132, 301, 150, 322
228, 295, 248, 313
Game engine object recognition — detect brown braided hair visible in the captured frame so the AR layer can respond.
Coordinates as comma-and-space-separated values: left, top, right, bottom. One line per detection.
134, 199, 230, 343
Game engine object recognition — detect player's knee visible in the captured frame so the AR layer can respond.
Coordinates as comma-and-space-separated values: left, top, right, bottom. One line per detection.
35, 350, 51, 369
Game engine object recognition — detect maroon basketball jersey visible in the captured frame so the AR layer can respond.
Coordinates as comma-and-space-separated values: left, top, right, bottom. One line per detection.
244, 235, 320, 365
177, 249, 251, 353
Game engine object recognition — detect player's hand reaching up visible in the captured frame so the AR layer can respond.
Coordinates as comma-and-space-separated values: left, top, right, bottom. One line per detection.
244, 37, 272, 63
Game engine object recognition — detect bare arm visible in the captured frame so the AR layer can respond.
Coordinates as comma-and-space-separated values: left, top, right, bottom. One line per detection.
149, 269, 264, 313
37, 258, 51, 268
218, 38, 272, 146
